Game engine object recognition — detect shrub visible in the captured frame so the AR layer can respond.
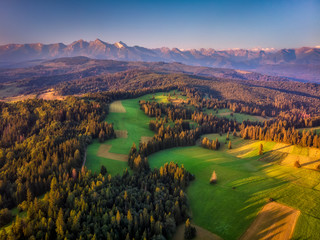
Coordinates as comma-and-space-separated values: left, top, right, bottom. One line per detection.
294, 160, 301, 168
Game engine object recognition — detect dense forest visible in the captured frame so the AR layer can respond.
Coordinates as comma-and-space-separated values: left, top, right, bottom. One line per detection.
0, 98, 114, 219
1, 163, 193, 240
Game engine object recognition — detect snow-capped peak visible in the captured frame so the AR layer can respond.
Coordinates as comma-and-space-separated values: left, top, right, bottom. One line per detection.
114, 41, 127, 49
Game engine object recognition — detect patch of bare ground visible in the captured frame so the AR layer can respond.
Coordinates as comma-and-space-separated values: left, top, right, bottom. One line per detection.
115, 130, 128, 138
37, 89, 65, 100
170, 99, 187, 105
239, 202, 300, 240
218, 112, 232, 116
109, 100, 126, 113
236, 69, 252, 74
140, 136, 153, 143
97, 144, 128, 162
172, 224, 222, 240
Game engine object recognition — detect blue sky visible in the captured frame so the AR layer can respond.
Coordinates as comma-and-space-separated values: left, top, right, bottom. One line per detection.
0, 0, 319, 49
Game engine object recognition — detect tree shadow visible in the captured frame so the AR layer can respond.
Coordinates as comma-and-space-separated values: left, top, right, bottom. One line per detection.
301, 158, 320, 167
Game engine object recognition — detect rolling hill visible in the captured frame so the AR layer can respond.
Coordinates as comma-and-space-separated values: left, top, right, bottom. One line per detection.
0, 39, 319, 82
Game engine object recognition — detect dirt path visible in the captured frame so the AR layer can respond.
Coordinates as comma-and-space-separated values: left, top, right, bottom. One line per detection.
239, 202, 300, 240
82, 151, 87, 168
109, 100, 126, 113
97, 144, 127, 162
172, 224, 222, 240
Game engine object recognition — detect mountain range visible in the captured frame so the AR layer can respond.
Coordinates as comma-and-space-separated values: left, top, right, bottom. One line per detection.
0, 39, 320, 82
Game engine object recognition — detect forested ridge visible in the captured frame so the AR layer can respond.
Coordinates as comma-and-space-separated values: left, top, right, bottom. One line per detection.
1, 163, 193, 240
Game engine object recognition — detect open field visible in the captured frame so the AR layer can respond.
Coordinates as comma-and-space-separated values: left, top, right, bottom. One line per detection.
86, 140, 129, 175
86, 91, 187, 174
97, 144, 127, 162
239, 202, 300, 240
205, 108, 269, 122
104, 98, 155, 154
109, 100, 126, 113
138, 90, 187, 104
149, 133, 320, 240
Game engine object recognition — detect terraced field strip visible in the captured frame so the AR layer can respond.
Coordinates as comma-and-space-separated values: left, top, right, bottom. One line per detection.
115, 130, 128, 138
97, 144, 127, 162
109, 100, 126, 113
239, 202, 300, 240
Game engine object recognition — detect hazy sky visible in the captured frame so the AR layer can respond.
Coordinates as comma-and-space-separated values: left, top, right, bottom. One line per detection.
0, 0, 319, 49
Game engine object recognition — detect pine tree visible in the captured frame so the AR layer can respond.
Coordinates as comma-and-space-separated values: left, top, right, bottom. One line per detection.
56, 208, 65, 239
233, 129, 237, 137
116, 210, 121, 225
127, 209, 133, 222
184, 218, 196, 239
259, 143, 263, 155
228, 141, 232, 149
100, 165, 107, 175
74, 149, 81, 163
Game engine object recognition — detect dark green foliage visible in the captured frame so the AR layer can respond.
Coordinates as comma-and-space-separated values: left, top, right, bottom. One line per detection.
201, 137, 220, 150
0, 208, 12, 227
0, 98, 114, 209
5, 162, 193, 240
240, 124, 320, 148
100, 165, 107, 175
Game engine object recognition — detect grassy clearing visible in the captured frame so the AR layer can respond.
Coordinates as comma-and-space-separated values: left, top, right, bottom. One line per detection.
239, 202, 300, 240
85, 91, 187, 175
298, 126, 320, 134
0, 83, 25, 100
205, 108, 268, 122
148, 134, 320, 240
139, 90, 187, 104
105, 98, 156, 155
86, 140, 129, 175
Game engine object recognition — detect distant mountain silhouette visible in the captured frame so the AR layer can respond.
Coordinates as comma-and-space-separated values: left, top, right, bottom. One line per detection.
0, 39, 319, 81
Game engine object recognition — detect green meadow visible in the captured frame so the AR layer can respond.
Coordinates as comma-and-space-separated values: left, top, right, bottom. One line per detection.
205, 108, 267, 122
149, 134, 320, 240
85, 140, 129, 176
86, 91, 186, 174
